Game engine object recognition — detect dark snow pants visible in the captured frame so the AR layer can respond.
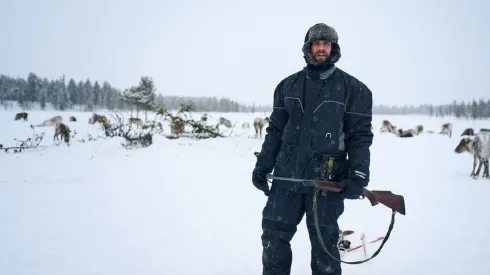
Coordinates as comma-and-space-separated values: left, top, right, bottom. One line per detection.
261, 183, 345, 275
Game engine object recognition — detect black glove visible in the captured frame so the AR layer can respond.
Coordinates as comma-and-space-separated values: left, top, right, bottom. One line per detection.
252, 166, 271, 196
335, 178, 364, 200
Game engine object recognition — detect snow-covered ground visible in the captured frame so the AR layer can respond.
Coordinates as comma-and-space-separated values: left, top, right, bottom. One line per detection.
1, 109, 490, 275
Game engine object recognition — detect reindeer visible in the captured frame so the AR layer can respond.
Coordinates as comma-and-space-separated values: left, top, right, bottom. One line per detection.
218, 117, 232, 128
54, 122, 71, 144
461, 128, 490, 136
380, 120, 398, 135
15, 112, 28, 121
454, 132, 490, 179
461, 128, 474, 136
254, 117, 270, 139
88, 113, 107, 124
32, 115, 63, 127
440, 122, 453, 137
397, 129, 415, 138
415, 124, 424, 135
69, 116, 77, 122
129, 117, 144, 128
396, 124, 422, 138
170, 120, 185, 134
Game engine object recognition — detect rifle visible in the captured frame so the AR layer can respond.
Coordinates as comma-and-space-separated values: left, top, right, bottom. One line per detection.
266, 174, 405, 215
266, 173, 406, 264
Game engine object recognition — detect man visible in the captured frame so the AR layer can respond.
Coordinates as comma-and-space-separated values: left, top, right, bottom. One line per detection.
252, 23, 374, 275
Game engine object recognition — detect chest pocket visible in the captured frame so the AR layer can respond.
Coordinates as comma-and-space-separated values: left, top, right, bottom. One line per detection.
309, 82, 347, 152
284, 96, 304, 113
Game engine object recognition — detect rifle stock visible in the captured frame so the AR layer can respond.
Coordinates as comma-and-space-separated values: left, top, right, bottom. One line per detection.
312, 181, 406, 215
266, 174, 406, 215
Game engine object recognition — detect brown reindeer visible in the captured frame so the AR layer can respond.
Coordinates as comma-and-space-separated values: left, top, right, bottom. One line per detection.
69, 116, 77, 122
461, 128, 490, 136
461, 128, 474, 136
54, 123, 71, 144
440, 122, 453, 137
129, 117, 144, 128
89, 113, 107, 124
254, 117, 270, 139
170, 120, 185, 134
398, 129, 414, 138
15, 112, 28, 121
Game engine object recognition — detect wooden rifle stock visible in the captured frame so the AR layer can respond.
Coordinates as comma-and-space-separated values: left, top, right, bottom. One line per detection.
311, 181, 406, 215
266, 174, 406, 215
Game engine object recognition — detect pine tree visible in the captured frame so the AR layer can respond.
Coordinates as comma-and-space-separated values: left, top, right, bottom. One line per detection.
76, 81, 85, 111
102, 81, 113, 110
39, 86, 47, 110
122, 76, 156, 120
471, 100, 478, 120
122, 86, 140, 117
137, 76, 156, 121
84, 79, 94, 111
26, 72, 41, 108
93, 81, 101, 109
67, 79, 77, 108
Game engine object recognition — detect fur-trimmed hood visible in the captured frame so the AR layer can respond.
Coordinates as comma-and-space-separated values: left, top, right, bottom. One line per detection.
302, 23, 341, 68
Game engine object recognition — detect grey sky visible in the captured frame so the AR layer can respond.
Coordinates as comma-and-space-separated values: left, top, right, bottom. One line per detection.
1, 0, 489, 106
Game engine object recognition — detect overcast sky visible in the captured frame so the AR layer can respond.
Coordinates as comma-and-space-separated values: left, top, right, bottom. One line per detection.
1, 0, 489, 106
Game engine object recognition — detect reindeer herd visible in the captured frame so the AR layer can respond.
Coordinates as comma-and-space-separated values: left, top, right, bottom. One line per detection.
379, 119, 450, 138
13, 112, 112, 146
184, 115, 270, 139
13, 111, 271, 145
380, 119, 490, 180
12, 109, 490, 180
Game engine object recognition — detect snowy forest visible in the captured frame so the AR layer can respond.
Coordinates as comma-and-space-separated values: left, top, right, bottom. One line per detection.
0, 73, 270, 113
373, 100, 490, 119
1, 72, 489, 119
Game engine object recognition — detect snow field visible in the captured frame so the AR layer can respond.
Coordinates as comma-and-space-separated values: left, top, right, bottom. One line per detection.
1, 109, 489, 274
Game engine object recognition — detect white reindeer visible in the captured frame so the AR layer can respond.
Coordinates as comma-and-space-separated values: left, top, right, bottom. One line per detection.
254, 117, 270, 139
380, 120, 398, 136
440, 122, 453, 137
454, 131, 490, 179
33, 115, 63, 127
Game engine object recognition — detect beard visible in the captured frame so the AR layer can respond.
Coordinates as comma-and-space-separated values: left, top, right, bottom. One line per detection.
313, 51, 329, 63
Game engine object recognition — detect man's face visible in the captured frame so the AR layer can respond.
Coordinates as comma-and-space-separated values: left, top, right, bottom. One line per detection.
311, 40, 332, 63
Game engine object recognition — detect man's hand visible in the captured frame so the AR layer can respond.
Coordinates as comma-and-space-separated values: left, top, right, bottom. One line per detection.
335, 178, 364, 200
252, 166, 271, 196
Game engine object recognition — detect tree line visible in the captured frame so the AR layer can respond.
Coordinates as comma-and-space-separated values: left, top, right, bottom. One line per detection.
0, 73, 126, 111
0, 73, 271, 114
374, 99, 490, 119
1, 72, 489, 119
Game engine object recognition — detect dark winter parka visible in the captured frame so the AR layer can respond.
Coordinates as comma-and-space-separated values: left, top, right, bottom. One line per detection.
256, 23, 374, 193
